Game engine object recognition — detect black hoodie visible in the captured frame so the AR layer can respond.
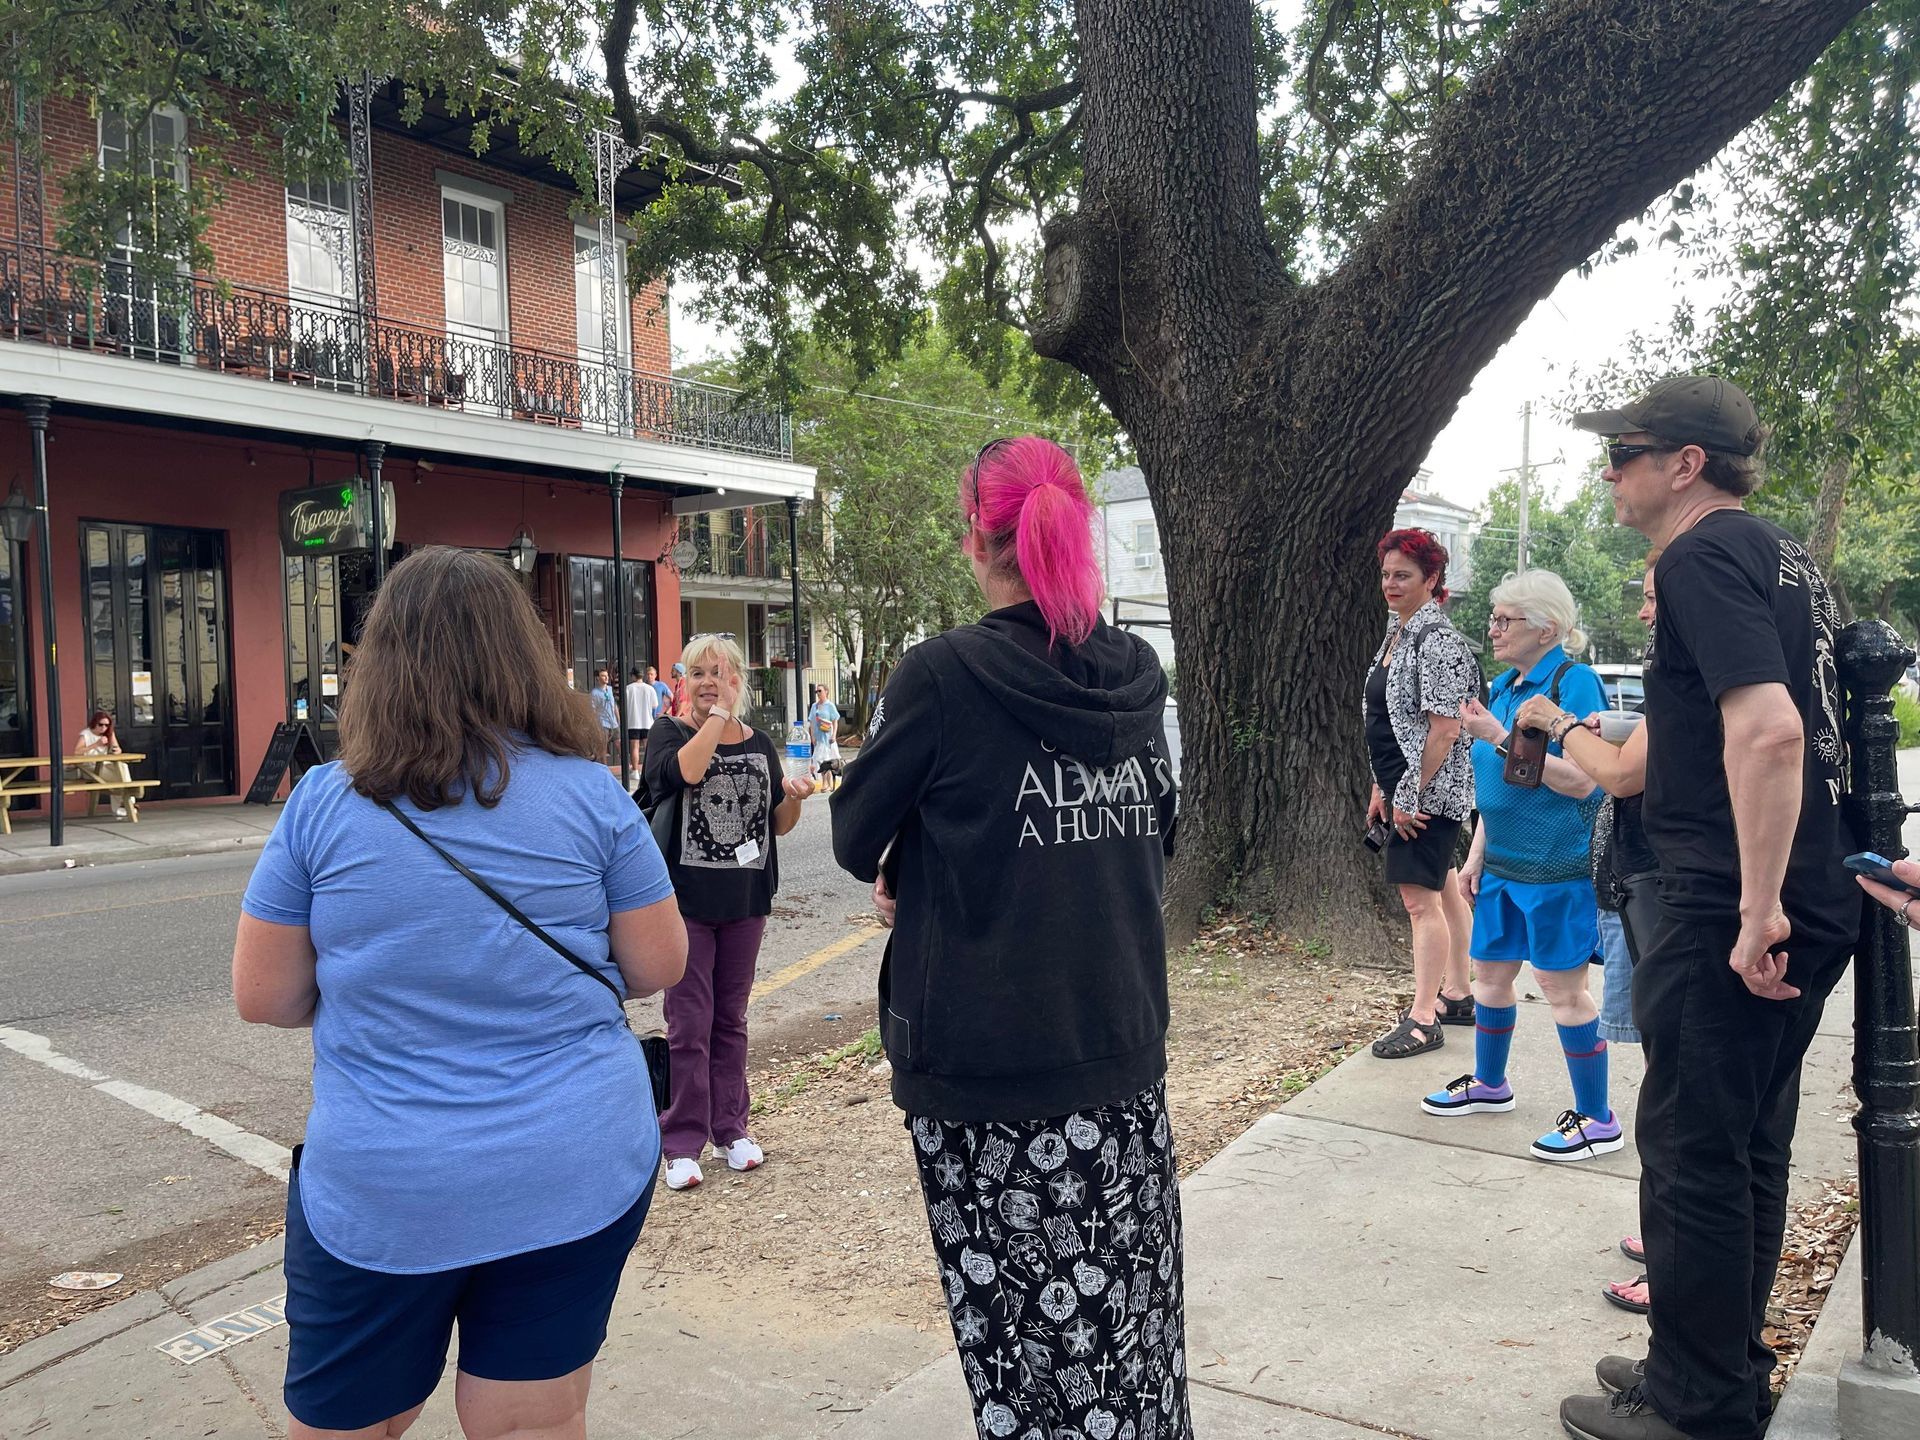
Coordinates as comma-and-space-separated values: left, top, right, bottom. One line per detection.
830, 602, 1177, 1122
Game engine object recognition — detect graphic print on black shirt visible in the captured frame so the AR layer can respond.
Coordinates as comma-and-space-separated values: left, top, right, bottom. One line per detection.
681, 749, 771, 870
1643, 509, 1855, 947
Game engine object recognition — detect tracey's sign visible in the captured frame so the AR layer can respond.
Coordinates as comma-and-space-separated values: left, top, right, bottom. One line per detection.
277, 482, 394, 557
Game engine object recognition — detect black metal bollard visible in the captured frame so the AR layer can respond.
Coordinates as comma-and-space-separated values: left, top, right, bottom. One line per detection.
1837, 618, 1920, 1380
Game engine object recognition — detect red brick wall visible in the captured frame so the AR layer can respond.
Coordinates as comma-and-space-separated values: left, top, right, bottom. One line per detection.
2, 95, 672, 368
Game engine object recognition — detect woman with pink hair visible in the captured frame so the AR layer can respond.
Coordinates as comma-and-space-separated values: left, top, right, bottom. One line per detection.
832, 437, 1190, 1440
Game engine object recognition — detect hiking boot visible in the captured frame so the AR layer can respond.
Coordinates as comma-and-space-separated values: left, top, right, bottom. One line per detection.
1561, 1384, 1693, 1439
1532, 1109, 1625, 1162
1596, 1355, 1646, 1395
1420, 1074, 1515, 1116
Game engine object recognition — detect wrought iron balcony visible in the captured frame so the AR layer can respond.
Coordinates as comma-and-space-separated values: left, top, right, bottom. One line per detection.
0, 240, 791, 459
678, 513, 789, 581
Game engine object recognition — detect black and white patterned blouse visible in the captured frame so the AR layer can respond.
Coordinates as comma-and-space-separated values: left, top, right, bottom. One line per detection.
1363, 601, 1478, 821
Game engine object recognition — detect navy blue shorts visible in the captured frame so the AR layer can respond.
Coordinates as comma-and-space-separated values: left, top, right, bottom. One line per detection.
283, 1150, 654, 1431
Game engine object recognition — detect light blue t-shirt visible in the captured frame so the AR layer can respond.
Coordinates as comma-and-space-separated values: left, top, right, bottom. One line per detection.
1472, 647, 1608, 884
808, 700, 839, 750
590, 683, 618, 729
242, 750, 674, 1273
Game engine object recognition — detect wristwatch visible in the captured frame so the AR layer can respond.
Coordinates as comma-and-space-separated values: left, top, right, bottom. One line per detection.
709, 707, 733, 722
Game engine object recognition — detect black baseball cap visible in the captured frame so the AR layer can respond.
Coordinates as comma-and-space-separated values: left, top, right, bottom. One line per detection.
1571, 375, 1763, 456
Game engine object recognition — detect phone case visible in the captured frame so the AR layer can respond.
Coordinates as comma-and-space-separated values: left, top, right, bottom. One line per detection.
1503, 727, 1547, 788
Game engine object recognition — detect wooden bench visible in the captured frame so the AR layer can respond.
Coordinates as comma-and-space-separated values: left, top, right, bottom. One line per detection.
0, 754, 162, 835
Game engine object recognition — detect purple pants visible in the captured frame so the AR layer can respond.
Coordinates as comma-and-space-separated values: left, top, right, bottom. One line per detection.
659, 915, 767, 1160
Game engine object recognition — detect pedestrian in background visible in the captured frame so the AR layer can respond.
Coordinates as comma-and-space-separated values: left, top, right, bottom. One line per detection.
808, 683, 841, 790
1364, 527, 1478, 1059
1561, 377, 1855, 1440
1440, 569, 1615, 1163
644, 633, 814, 1192
624, 667, 659, 793
590, 666, 619, 766
232, 546, 686, 1440
649, 663, 673, 717
668, 663, 688, 718
832, 436, 1189, 1440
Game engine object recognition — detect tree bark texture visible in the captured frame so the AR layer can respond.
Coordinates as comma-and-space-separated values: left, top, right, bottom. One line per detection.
1035, 0, 1875, 943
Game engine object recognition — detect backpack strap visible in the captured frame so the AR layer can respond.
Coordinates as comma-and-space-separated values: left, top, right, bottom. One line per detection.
1548, 660, 1575, 706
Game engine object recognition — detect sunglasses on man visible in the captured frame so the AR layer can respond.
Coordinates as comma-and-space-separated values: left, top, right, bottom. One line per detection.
1607, 442, 1671, 469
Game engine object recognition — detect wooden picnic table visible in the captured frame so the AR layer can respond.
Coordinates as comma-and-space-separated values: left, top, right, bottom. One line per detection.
0, 753, 157, 835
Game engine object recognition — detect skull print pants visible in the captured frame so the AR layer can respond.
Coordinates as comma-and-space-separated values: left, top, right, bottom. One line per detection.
907, 1082, 1193, 1440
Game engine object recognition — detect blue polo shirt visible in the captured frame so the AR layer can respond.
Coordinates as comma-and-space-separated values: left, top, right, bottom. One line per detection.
1472, 647, 1607, 884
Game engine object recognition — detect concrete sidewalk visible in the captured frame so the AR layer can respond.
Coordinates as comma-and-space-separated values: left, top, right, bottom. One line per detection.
0, 961, 1870, 1439
0, 801, 280, 877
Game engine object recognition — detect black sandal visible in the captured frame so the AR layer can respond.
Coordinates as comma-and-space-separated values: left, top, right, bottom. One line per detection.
1436, 991, 1475, 1026
1371, 1011, 1444, 1059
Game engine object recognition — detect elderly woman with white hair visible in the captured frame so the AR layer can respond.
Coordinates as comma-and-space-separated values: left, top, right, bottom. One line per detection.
1429, 569, 1619, 1163
644, 633, 814, 1191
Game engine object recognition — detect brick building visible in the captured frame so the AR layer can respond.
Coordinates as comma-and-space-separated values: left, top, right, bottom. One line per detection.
0, 81, 812, 822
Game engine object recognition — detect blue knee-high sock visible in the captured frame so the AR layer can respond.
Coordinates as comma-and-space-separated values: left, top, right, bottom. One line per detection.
1557, 1018, 1610, 1121
1474, 1003, 1517, 1089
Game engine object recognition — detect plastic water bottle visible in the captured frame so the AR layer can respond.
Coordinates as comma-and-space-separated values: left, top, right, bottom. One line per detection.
784, 721, 813, 783
294, 698, 308, 721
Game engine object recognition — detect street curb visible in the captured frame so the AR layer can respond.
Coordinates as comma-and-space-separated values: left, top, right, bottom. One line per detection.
1769, 1227, 1864, 1440
159, 1236, 285, 1310
0, 832, 270, 878
0, 1290, 171, 1390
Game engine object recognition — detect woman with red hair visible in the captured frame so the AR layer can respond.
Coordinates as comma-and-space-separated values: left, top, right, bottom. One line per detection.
833, 437, 1189, 1440
73, 709, 138, 820
1363, 528, 1479, 1058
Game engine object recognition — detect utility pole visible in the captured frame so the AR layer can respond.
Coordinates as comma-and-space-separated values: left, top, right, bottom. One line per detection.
1517, 402, 1531, 573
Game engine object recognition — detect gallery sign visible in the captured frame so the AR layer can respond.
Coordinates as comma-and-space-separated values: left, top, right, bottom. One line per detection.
278, 481, 396, 557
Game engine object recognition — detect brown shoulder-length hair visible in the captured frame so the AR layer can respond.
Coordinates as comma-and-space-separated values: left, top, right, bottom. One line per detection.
338, 547, 603, 809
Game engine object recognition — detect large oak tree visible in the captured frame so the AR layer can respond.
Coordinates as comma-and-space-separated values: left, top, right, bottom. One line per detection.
10, 0, 1886, 939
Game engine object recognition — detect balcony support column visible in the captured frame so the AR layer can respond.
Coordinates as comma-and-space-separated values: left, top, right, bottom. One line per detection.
610, 472, 631, 791
786, 496, 804, 727
10, 50, 44, 247
23, 396, 60, 845
362, 440, 387, 586
592, 129, 643, 433
344, 75, 380, 324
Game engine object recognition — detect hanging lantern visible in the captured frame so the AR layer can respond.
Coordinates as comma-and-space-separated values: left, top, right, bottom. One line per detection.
507, 527, 538, 574
0, 483, 31, 543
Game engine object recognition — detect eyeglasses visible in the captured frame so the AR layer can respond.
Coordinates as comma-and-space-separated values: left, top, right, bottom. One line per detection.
965, 437, 1013, 521
1607, 442, 1669, 469
1487, 615, 1531, 633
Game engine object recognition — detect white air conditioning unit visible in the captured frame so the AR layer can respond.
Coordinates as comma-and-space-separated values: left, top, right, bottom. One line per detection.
1134, 551, 1154, 569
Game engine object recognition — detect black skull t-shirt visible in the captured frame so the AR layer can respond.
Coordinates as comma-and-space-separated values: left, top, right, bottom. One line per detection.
1643, 508, 1857, 948
644, 717, 782, 921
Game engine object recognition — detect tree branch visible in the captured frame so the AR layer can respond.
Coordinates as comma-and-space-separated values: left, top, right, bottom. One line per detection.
1311, 0, 1876, 492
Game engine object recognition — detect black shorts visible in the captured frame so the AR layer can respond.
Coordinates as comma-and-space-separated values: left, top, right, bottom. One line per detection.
1383, 815, 1462, 892
626, 729, 647, 740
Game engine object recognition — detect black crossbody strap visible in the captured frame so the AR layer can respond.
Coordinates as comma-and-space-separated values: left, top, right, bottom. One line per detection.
377, 799, 624, 1004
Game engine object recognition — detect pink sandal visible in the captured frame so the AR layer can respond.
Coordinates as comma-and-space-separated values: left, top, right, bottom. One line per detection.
1603, 1274, 1650, 1314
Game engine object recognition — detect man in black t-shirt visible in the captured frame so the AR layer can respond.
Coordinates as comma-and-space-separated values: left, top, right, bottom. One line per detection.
1557, 377, 1856, 1440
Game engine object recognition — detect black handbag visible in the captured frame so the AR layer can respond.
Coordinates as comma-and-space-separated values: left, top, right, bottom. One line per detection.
380, 799, 671, 1111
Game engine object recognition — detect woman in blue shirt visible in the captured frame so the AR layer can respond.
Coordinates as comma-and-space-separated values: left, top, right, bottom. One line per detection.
1426, 569, 1618, 1163
233, 547, 687, 1439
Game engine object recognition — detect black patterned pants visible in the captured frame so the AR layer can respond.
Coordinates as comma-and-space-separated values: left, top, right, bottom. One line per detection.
907, 1082, 1194, 1440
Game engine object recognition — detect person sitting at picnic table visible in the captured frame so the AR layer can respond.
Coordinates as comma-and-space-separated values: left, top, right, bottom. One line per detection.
74, 710, 138, 820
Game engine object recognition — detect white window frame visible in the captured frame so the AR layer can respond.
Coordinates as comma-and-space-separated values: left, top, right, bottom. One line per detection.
283, 176, 359, 390
574, 223, 631, 433
440, 182, 510, 415
97, 105, 191, 359
1133, 518, 1158, 570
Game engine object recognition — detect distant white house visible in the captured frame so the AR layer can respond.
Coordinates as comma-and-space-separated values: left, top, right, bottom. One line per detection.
1092, 467, 1175, 670
1088, 467, 1479, 673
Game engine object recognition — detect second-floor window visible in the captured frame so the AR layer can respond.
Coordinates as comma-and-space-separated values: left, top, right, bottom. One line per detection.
1133, 519, 1159, 569
99, 107, 188, 263
573, 226, 630, 363
286, 178, 352, 309
442, 192, 505, 342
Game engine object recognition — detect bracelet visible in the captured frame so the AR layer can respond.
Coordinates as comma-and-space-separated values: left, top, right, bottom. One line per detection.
1548, 714, 1575, 744
708, 707, 733, 722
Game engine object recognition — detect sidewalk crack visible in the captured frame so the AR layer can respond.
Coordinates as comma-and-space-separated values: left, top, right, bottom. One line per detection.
1189, 1376, 1437, 1439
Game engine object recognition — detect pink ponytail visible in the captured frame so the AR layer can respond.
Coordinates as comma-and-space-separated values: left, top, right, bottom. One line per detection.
966, 435, 1104, 646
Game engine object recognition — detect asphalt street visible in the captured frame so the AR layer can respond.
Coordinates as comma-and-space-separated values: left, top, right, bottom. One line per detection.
0, 798, 882, 1323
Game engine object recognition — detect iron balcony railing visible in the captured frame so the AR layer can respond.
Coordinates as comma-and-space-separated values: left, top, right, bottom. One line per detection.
679, 514, 788, 580
0, 241, 792, 460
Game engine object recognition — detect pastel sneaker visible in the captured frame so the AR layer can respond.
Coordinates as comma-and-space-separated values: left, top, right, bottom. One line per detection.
1532, 1109, 1625, 1163
664, 1157, 704, 1190
718, 1137, 764, 1171
1420, 1074, 1516, 1116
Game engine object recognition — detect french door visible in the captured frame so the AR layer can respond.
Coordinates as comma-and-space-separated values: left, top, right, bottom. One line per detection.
83, 522, 234, 799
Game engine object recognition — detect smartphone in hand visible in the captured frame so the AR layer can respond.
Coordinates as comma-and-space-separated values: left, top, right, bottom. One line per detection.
1503, 726, 1547, 789
1844, 851, 1920, 896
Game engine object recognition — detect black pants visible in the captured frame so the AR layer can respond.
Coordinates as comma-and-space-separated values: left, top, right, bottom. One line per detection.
908, 1082, 1194, 1440
1633, 905, 1849, 1440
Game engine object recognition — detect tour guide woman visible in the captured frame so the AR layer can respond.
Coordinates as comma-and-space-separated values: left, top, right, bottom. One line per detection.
832, 436, 1188, 1440
645, 631, 815, 1192
233, 547, 687, 1440
1365, 528, 1479, 1059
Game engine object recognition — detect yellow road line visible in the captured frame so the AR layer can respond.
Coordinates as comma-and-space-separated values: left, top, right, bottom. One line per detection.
0, 889, 247, 924
750, 925, 883, 1004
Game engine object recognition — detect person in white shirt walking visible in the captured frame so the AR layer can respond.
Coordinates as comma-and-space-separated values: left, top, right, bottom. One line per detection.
624, 668, 660, 791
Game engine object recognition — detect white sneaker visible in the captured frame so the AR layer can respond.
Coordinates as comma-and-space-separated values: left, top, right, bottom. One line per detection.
112, 806, 127, 819
719, 1137, 764, 1171
663, 1157, 703, 1190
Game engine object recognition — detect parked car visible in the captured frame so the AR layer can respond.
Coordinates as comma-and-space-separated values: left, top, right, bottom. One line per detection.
1592, 663, 1645, 713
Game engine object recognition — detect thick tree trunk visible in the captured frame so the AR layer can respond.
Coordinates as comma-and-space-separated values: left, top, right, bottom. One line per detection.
1031, 0, 1873, 948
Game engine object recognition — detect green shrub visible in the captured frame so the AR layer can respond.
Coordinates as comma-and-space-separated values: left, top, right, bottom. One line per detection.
1894, 689, 1920, 749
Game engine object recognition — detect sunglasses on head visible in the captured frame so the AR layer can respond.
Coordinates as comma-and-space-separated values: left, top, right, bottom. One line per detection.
965, 437, 1014, 518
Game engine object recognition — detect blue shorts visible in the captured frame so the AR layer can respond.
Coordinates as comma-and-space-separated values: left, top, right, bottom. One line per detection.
283, 1150, 653, 1431
1470, 873, 1599, 972
1596, 909, 1642, 1043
